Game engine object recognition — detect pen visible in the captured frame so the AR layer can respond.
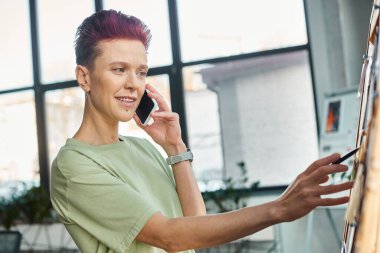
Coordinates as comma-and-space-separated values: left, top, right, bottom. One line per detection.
331, 147, 360, 164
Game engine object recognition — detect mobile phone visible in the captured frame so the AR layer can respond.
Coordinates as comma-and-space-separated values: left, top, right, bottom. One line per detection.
135, 90, 158, 126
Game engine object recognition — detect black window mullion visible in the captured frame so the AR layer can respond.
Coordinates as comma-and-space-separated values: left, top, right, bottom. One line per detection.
167, 0, 188, 146
182, 45, 309, 67
303, 0, 320, 141
95, 0, 103, 12
29, 0, 49, 190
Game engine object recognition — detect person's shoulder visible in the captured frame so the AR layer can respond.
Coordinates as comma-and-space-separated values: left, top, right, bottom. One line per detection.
56, 148, 81, 165
57, 140, 89, 163
54, 140, 99, 177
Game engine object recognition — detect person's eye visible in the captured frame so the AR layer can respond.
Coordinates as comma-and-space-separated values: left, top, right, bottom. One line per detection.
138, 70, 148, 77
113, 68, 125, 73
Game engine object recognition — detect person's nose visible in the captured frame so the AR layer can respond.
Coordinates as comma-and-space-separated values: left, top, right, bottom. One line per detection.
124, 72, 141, 90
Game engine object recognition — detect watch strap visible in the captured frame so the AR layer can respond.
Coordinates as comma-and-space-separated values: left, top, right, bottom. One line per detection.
166, 148, 193, 165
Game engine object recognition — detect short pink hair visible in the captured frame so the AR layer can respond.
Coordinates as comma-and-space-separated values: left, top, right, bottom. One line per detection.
75, 9, 151, 69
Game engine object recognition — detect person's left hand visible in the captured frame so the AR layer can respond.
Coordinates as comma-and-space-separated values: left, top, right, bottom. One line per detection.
133, 84, 186, 155
275, 153, 354, 222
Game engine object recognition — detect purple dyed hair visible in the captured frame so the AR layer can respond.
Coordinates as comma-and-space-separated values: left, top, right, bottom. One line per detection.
74, 9, 151, 70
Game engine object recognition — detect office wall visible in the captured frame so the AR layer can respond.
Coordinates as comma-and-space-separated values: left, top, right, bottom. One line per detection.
221, 2, 373, 252
305, 0, 372, 131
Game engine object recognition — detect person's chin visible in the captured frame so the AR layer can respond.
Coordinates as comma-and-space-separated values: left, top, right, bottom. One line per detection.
118, 113, 134, 123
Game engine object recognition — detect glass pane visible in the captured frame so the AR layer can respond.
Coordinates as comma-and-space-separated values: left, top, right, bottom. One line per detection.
119, 75, 171, 155
38, 0, 94, 84
192, 50, 318, 187
0, 1, 33, 90
46, 87, 84, 165
0, 91, 39, 198
183, 66, 224, 191
178, 0, 308, 62
104, 0, 172, 67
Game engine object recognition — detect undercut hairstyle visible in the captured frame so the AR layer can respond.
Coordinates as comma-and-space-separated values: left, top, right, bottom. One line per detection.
74, 9, 151, 70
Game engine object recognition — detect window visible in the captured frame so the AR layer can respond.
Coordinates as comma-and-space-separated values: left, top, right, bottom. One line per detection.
177, 0, 308, 62
183, 65, 224, 191
104, 0, 173, 67
38, 0, 94, 84
196, 50, 318, 187
0, 91, 39, 196
0, 1, 33, 90
45, 87, 84, 165
0, 0, 316, 190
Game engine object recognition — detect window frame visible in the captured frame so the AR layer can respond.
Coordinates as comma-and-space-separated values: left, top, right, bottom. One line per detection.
0, 0, 318, 192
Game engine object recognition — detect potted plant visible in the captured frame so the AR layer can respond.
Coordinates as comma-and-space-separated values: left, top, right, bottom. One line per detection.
0, 196, 21, 230
0, 184, 55, 230
202, 161, 260, 213
17, 186, 53, 224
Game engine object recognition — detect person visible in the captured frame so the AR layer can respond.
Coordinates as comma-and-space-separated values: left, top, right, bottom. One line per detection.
50, 9, 353, 253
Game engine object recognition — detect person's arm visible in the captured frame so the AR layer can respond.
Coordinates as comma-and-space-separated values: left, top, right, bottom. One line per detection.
136, 153, 353, 252
165, 142, 206, 216
138, 201, 279, 252
133, 84, 206, 216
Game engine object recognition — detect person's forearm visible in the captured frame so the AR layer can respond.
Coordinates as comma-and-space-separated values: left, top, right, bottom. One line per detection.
167, 201, 282, 251
172, 160, 206, 216
165, 143, 206, 216
140, 200, 283, 252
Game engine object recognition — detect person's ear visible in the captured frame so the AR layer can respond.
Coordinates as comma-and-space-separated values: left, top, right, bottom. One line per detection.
75, 65, 91, 93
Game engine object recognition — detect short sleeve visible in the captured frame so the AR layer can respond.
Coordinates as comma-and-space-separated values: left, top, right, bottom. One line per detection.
56, 149, 159, 253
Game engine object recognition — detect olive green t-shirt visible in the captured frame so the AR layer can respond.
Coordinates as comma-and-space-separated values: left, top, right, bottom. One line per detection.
50, 136, 195, 253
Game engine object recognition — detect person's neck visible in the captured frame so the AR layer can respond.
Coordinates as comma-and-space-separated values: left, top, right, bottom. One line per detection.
74, 108, 120, 146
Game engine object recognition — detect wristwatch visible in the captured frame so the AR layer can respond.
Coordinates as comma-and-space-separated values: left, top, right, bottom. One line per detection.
166, 148, 193, 165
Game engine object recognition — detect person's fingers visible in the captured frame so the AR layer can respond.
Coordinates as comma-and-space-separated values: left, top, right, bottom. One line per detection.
145, 84, 169, 112
151, 111, 179, 122
314, 181, 354, 195
319, 175, 330, 184
145, 83, 157, 93
309, 164, 348, 183
304, 153, 341, 176
317, 196, 350, 206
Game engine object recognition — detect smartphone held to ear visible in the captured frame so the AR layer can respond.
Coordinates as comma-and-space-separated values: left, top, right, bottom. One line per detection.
136, 90, 158, 126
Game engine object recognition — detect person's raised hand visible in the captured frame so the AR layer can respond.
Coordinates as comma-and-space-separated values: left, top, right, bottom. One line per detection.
133, 84, 186, 155
275, 153, 354, 222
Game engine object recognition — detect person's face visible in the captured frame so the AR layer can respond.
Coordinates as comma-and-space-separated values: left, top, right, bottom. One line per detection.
78, 38, 148, 123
